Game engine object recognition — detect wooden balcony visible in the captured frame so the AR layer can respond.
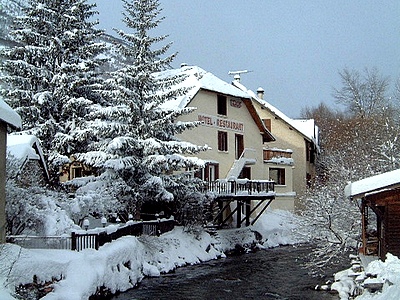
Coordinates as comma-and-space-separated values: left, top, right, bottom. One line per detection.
202, 179, 275, 228
202, 179, 275, 198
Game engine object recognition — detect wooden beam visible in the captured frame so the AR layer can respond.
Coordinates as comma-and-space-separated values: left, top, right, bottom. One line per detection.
213, 199, 234, 225
251, 199, 273, 225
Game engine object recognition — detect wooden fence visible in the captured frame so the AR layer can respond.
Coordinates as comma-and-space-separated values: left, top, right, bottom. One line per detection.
6, 235, 72, 250
72, 219, 175, 251
7, 219, 175, 252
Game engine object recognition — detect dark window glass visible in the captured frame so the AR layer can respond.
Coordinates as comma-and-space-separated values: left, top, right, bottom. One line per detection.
218, 131, 228, 151
269, 168, 285, 185
217, 95, 227, 115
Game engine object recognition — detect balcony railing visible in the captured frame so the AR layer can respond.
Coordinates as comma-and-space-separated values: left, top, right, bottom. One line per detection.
202, 179, 275, 196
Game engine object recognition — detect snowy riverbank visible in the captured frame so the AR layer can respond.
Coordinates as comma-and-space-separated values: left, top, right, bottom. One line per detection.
332, 253, 400, 300
0, 209, 300, 300
3, 209, 400, 300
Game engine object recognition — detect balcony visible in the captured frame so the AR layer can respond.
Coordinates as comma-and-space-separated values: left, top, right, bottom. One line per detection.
202, 179, 275, 229
203, 179, 275, 198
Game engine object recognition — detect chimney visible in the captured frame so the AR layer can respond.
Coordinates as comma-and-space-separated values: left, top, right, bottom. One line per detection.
257, 87, 265, 99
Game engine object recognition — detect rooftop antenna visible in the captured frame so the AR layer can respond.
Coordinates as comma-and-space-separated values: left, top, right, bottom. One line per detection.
228, 70, 253, 82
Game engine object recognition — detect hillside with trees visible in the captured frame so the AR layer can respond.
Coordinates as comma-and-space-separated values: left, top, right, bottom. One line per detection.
299, 68, 400, 274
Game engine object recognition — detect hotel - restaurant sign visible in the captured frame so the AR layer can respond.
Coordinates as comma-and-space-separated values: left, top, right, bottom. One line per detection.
198, 114, 244, 133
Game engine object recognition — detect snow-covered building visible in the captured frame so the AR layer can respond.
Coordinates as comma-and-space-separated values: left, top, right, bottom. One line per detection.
59, 156, 98, 183
7, 134, 49, 186
232, 78, 319, 208
160, 65, 298, 212
345, 169, 400, 260
0, 98, 21, 243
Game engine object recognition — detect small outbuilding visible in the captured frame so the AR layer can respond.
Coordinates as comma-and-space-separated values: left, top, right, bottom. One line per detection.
0, 98, 21, 243
7, 134, 49, 186
345, 169, 400, 260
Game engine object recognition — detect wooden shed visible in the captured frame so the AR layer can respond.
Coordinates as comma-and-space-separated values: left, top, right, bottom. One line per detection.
345, 169, 400, 260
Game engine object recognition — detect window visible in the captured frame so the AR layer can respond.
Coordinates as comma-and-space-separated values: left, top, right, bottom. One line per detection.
72, 167, 82, 178
217, 95, 227, 115
269, 168, 285, 185
195, 163, 219, 181
239, 167, 251, 179
235, 134, 244, 159
306, 141, 315, 163
218, 131, 228, 151
263, 119, 272, 132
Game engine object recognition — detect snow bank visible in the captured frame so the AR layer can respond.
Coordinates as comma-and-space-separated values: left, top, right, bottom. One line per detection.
331, 253, 400, 300
356, 254, 400, 300
252, 209, 301, 247
0, 210, 301, 299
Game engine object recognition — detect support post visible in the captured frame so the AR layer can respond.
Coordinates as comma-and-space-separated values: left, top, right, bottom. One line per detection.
245, 199, 251, 227
219, 200, 223, 225
361, 200, 367, 255
237, 200, 242, 228
71, 232, 76, 251
0, 126, 6, 243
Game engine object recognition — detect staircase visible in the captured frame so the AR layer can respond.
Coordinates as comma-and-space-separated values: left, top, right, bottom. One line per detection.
225, 148, 256, 179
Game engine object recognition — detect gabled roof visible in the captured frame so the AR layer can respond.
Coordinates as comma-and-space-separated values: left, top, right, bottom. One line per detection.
157, 66, 252, 110
344, 169, 400, 199
232, 80, 319, 148
7, 134, 49, 180
0, 98, 21, 129
157, 66, 274, 141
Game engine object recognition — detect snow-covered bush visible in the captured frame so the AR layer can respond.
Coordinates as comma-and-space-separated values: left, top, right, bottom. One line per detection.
61, 171, 125, 226
164, 174, 212, 229
6, 156, 75, 236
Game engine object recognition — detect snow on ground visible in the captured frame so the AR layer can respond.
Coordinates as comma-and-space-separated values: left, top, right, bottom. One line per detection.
0, 209, 299, 300
357, 254, 400, 300
4, 207, 400, 300
332, 253, 400, 300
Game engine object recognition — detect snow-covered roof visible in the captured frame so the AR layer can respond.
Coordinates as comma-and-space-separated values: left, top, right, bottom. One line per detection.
157, 66, 251, 110
0, 98, 21, 129
7, 134, 49, 179
231, 80, 319, 147
344, 169, 400, 199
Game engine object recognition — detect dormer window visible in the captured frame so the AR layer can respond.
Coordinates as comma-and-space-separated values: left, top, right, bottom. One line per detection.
217, 95, 227, 116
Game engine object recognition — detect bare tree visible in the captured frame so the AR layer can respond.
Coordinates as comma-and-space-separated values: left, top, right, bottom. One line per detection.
299, 70, 400, 274
333, 68, 390, 118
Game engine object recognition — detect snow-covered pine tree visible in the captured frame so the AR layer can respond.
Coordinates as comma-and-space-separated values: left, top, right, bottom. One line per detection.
0, 0, 27, 46
76, 0, 207, 218
0, 0, 106, 182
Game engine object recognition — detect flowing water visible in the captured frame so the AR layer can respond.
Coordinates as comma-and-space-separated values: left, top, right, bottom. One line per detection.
113, 245, 344, 300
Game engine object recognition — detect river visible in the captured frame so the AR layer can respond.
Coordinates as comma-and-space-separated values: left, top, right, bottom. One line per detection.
113, 245, 345, 300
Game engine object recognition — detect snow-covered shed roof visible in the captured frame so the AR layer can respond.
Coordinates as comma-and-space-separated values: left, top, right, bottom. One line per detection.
0, 98, 21, 129
157, 66, 252, 110
232, 80, 319, 147
7, 134, 49, 179
344, 169, 400, 199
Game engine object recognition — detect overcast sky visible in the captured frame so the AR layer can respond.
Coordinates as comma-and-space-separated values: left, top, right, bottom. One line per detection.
92, 0, 400, 118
